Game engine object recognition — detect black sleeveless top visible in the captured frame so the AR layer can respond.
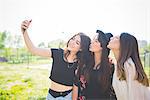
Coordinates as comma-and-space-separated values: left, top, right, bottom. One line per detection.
82, 69, 111, 99
74, 64, 117, 100
74, 69, 111, 99
49, 48, 78, 86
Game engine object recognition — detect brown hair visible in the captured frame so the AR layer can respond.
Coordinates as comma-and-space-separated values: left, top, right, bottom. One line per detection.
117, 33, 149, 86
64, 32, 91, 71
78, 30, 113, 92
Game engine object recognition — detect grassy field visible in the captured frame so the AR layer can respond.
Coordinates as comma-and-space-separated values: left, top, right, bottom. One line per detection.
0, 63, 150, 100
0, 64, 50, 100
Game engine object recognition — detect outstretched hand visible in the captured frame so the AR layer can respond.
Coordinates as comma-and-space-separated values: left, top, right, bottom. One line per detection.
21, 20, 32, 34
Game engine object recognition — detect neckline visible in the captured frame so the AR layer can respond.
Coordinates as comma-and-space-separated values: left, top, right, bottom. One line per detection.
67, 62, 77, 68
62, 50, 77, 64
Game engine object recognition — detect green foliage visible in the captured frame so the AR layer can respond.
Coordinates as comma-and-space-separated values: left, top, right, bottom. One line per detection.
0, 31, 7, 49
47, 39, 66, 48
139, 43, 150, 54
0, 65, 49, 100
0, 31, 66, 62
144, 67, 150, 78
146, 44, 150, 52
0, 89, 13, 100
38, 42, 45, 48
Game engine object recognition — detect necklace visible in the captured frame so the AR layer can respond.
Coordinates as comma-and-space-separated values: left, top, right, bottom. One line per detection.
67, 62, 76, 68
63, 54, 77, 68
93, 63, 101, 70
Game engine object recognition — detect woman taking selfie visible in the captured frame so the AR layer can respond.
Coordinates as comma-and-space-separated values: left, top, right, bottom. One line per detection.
21, 20, 91, 100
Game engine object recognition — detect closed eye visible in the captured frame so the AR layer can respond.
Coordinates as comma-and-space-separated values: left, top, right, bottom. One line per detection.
95, 39, 99, 43
76, 40, 80, 45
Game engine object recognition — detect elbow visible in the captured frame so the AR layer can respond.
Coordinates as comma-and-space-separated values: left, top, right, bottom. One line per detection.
27, 46, 37, 55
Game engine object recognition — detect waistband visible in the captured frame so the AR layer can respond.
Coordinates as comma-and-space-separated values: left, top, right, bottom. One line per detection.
48, 88, 72, 98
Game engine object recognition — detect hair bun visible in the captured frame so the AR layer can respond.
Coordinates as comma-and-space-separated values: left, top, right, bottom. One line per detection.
105, 33, 113, 42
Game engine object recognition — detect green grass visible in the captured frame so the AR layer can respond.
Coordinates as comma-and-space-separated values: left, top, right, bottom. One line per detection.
0, 62, 150, 100
0, 65, 50, 100
0, 58, 51, 68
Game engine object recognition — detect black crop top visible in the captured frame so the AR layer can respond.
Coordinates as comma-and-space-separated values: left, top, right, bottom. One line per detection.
49, 48, 78, 86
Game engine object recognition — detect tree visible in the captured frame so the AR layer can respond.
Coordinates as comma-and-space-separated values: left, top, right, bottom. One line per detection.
38, 42, 45, 48
47, 39, 66, 48
143, 43, 150, 53
0, 31, 7, 49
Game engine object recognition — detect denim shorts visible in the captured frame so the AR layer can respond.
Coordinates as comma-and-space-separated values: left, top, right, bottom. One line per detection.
46, 90, 72, 100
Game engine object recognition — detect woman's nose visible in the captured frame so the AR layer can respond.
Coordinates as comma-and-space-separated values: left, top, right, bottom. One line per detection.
91, 40, 95, 44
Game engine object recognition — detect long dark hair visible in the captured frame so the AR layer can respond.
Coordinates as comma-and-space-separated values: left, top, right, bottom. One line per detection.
64, 32, 92, 70
117, 33, 149, 86
78, 30, 113, 92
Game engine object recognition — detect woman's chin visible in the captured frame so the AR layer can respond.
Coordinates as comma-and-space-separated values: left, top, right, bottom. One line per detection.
89, 49, 94, 52
66, 47, 72, 51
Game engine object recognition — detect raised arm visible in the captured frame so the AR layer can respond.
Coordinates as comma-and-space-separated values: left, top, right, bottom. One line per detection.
21, 20, 51, 58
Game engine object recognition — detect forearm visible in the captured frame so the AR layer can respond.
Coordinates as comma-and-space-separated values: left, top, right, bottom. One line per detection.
23, 31, 36, 55
21, 20, 51, 57
72, 85, 78, 100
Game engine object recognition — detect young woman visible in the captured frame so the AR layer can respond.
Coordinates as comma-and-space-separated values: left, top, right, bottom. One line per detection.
107, 33, 150, 100
21, 20, 91, 100
72, 30, 116, 100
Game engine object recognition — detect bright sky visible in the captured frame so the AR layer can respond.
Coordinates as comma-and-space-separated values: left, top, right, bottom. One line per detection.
1, 0, 150, 46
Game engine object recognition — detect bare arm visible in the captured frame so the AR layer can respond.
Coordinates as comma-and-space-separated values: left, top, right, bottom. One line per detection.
21, 20, 51, 58
72, 85, 79, 100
